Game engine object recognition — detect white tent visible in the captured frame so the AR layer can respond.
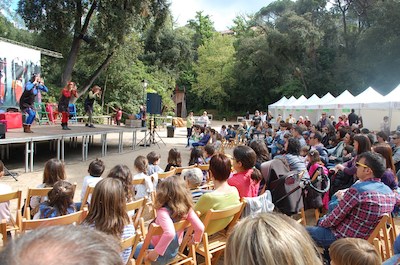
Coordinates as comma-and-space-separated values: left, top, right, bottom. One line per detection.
292, 94, 320, 122
352, 87, 387, 109
288, 95, 308, 109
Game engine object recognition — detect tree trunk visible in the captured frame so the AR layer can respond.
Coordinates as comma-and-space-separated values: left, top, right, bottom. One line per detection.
71, 51, 115, 103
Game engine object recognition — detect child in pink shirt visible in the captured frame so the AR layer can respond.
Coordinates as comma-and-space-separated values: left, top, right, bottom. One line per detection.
134, 176, 204, 263
228, 146, 262, 198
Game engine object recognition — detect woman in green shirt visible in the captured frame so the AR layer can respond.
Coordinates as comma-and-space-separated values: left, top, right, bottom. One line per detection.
194, 154, 240, 235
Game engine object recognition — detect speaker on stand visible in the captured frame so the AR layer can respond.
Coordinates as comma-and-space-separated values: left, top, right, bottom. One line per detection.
138, 93, 166, 148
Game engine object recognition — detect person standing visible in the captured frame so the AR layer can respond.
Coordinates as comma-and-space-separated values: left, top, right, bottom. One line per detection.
58, 81, 78, 130
380, 116, 390, 137
84, 85, 101, 128
19, 73, 48, 133
348, 109, 359, 126
186, 111, 195, 147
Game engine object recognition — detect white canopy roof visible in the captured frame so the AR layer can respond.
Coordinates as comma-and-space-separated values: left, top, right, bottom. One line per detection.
324, 90, 355, 109
293, 94, 320, 109
268, 96, 288, 109
352, 87, 387, 109
288, 95, 307, 109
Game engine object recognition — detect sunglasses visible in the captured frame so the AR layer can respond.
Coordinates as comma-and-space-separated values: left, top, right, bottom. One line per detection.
356, 162, 369, 169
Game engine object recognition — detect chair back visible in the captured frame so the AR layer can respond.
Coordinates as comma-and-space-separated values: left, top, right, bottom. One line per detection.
34, 102, 51, 125
68, 103, 77, 123
126, 198, 146, 232
80, 186, 95, 211
202, 202, 245, 233
136, 219, 196, 265
157, 168, 176, 180
367, 214, 395, 261
197, 164, 209, 171
0, 190, 23, 245
21, 209, 88, 233
172, 165, 196, 174
25, 183, 77, 219
120, 233, 141, 265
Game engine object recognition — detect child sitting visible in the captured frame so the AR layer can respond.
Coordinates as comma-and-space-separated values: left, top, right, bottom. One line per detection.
34, 180, 76, 219
189, 147, 205, 166
203, 144, 215, 163
165, 148, 182, 172
81, 158, 105, 205
134, 176, 204, 264
329, 238, 381, 265
133, 156, 157, 200
146, 151, 163, 176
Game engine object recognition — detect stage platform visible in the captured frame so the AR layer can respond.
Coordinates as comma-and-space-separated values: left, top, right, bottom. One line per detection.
0, 124, 148, 172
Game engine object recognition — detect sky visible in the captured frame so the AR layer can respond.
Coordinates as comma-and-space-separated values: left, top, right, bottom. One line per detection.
169, 0, 271, 31
6, 0, 270, 31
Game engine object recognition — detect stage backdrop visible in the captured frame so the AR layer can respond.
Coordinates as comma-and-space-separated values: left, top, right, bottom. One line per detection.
0, 41, 41, 108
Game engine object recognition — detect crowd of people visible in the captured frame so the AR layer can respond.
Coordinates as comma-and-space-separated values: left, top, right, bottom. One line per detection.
1, 108, 400, 264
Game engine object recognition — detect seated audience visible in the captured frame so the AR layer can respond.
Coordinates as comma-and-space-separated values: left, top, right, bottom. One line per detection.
182, 168, 207, 203
80, 158, 105, 205
329, 238, 381, 265
0, 225, 124, 265
164, 148, 182, 172
146, 151, 163, 176
225, 213, 323, 265
228, 146, 262, 197
30, 158, 67, 217
83, 178, 135, 264
307, 152, 396, 253
132, 156, 157, 200
203, 144, 215, 163
34, 180, 76, 219
195, 154, 240, 235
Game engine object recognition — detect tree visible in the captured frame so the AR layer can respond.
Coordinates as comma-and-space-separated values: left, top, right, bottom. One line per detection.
17, 0, 169, 98
192, 34, 235, 110
187, 11, 215, 50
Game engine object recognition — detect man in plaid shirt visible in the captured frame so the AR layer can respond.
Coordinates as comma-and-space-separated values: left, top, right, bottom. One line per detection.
307, 151, 396, 249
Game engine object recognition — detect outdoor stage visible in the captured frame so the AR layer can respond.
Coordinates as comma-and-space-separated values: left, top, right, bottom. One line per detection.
0, 124, 148, 172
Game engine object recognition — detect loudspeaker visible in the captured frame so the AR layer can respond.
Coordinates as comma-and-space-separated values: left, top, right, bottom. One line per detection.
0, 123, 5, 139
146, 93, 162, 115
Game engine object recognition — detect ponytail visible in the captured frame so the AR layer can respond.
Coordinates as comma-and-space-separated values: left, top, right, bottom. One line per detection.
251, 167, 262, 183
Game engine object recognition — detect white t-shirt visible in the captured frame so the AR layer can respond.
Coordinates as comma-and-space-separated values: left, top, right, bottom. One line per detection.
133, 172, 156, 200
0, 183, 12, 222
81, 175, 103, 203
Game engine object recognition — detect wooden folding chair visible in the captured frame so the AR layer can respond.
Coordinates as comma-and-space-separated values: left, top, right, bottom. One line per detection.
185, 202, 245, 265
0, 190, 22, 245
121, 233, 141, 265
21, 209, 88, 233
197, 164, 210, 171
157, 168, 176, 180
135, 219, 197, 265
25, 183, 77, 219
131, 179, 156, 220
24, 187, 53, 219
126, 198, 146, 237
171, 165, 197, 175
367, 214, 395, 261
80, 186, 95, 211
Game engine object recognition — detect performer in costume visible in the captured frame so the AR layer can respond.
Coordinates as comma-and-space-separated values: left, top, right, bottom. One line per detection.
19, 73, 48, 133
58, 81, 78, 130
84, 85, 101, 128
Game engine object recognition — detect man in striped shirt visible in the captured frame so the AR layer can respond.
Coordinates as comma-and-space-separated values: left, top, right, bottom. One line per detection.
307, 151, 396, 249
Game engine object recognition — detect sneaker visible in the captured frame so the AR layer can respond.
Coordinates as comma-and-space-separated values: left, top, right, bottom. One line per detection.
89, 124, 95, 128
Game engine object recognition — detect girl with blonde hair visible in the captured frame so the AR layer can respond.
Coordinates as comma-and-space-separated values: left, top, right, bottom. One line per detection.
83, 177, 135, 264
225, 213, 323, 265
134, 176, 204, 264
329, 238, 381, 265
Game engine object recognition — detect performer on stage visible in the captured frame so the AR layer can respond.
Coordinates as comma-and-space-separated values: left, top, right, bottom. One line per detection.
19, 73, 48, 133
58, 81, 78, 130
84, 85, 101, 128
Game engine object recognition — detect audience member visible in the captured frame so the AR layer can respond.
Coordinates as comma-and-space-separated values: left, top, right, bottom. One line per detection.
307, 152, 396, 253
30, 158, 67, 217
228, 146, 262, 197
80, 158, 105, 205
34, 180, 76, 219
146, 151, 163, 176
225, 213, 323, 265
195, 154, 240, 235
182, 168, 206, 203
329, 238, 381, 265
107, 164, 134, 202
203, 144, 215, 163
134, 176, 204, 264
83, 178, 135, 264
165, 148, 182, 172
0, 225, 123, 265
132, 156, 157, 200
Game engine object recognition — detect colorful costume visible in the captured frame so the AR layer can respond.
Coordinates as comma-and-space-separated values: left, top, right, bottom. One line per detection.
58, 85, 77, 130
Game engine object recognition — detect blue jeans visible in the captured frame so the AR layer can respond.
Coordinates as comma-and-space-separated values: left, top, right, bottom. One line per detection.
306, 226, 337, 249
24, 108, 36, 125
134, 234, 179, 265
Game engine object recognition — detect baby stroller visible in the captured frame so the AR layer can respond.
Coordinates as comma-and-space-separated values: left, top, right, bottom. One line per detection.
260, 157, 330, 216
